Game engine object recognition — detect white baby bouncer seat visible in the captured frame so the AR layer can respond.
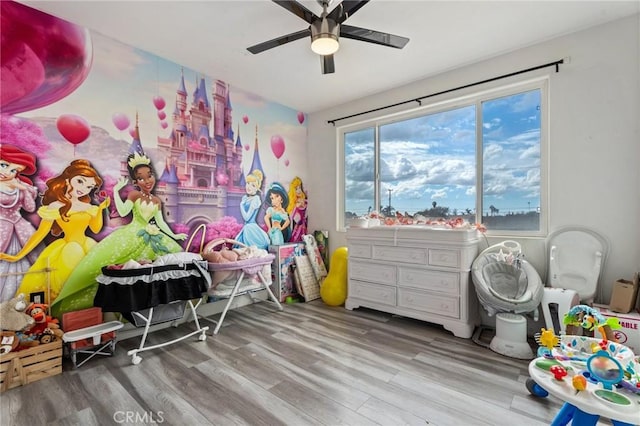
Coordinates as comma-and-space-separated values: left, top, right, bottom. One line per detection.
471, 241, 544, 359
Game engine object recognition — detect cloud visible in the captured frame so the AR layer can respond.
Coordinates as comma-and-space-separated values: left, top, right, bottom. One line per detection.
345, 180, 374, 202
483, 143, 503, 160
345, 153, 375, 181
91, 32, 148, 80
511, 91, 540, 113
431, 188, 449, 200
229, 86, 268, 109
519, 145, 540, 159
483, 118, 502, 130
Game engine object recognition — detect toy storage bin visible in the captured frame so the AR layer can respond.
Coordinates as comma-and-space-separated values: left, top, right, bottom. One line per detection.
0, 340, 62, 392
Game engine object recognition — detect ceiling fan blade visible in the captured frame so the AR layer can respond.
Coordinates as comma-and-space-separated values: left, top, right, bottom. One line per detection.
247, 29, 310, 54
321, 54, 335, 74
328, 0, 370, 24
340, 24, 409, 49
272, 0, 318, 24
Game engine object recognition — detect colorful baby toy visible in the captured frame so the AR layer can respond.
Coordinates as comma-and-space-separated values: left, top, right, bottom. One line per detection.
563, 304, 621, 341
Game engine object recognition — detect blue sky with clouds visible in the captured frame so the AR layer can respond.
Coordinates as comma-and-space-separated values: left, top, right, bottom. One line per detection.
345, 89, 541, 217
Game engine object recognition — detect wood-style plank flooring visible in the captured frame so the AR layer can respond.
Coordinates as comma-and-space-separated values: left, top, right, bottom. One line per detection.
0, 301, 613, 425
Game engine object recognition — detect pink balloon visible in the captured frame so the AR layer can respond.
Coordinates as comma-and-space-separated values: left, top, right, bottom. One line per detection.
0, 1, 93, 114
284, 159, 290, 167
216, 172, 229, 185
153, 96, 166, 110
242, 115, 248, 124
56, 114, 90, 145
270, 135, 285, 160
297, 112, 305, 124
112, 113, 130, 131
160, 121, 168, 129
244, 144, 250, 151
157, 110, 166, 120
129, 128, 136, 138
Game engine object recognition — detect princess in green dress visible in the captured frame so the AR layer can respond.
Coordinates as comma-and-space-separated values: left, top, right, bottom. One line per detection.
51, 152, 187, 318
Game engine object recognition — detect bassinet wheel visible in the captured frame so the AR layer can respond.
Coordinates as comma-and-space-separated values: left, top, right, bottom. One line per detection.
198, 333, 206, 341
131, 355, 142, 365
526, 378, 548, 397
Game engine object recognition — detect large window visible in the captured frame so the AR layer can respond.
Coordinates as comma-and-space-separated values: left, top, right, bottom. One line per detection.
340, 79, 547, 235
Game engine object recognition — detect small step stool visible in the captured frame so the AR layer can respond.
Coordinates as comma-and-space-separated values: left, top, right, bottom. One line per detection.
61, 308, 123, 369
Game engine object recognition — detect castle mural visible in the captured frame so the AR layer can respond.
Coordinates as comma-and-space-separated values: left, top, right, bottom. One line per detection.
154, 73, 245, 228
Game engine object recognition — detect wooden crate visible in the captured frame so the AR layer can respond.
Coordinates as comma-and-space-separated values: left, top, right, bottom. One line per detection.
0, 339, 62, 392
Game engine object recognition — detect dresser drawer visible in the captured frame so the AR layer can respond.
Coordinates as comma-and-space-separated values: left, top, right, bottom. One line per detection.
428, 249, 460, 268
349, 243, 372, 259
349, 260, 396, 284
349, 280, 396, 306
397, 288, 459, 318
372, 245, 428, 265
397, 268, 460, 294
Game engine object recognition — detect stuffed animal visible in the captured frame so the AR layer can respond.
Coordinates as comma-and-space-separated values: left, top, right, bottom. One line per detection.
0, 331, 20, 354
25, 303, 64, 343
0, 293, 35, 332
15, 331, 41, 349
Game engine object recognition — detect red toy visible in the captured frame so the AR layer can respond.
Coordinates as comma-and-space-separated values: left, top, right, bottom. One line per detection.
549, 365, 568, 381
25, 303, 64, 343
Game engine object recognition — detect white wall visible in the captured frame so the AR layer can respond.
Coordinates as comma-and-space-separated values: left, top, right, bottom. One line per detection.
306, 14, 640, 305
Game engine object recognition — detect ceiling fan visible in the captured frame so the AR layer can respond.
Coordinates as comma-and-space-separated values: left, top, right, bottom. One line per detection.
247, 0, 410, 74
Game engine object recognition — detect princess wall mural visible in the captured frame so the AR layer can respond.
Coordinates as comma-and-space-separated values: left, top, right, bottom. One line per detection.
0, 1, 309, 318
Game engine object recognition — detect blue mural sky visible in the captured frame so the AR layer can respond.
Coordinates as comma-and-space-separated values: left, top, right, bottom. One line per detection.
345, 90, 541, 217
19, 31, 308, 184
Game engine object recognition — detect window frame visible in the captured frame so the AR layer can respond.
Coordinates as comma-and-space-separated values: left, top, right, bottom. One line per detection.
337, 76, 549, 238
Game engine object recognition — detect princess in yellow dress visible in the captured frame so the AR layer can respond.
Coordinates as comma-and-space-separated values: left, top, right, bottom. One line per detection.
0, 159, 109, 305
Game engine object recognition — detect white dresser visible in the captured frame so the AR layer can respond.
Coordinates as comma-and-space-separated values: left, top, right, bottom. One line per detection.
346, 226, 480, 338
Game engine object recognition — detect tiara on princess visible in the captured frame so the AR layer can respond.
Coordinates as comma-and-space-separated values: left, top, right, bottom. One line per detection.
127, 152, 151, 169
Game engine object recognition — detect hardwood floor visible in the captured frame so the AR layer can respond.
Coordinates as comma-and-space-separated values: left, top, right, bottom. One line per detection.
0, 301, 612, 425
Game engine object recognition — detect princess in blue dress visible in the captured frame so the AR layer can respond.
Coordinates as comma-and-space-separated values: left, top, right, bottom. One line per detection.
264, 182, 291, 246
235, 170, 270, 249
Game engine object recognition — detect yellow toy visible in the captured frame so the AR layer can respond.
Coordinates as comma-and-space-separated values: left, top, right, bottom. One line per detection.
320, 247, 348, 306
539, 328, 559, 352
572, 375, 587, 393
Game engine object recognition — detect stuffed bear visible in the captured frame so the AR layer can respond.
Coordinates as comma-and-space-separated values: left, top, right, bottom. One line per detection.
0, 293, 35, 332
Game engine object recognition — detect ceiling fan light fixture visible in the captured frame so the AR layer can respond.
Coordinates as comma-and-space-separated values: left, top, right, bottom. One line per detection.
311, 35, 339, 55
311, 18, 340, 55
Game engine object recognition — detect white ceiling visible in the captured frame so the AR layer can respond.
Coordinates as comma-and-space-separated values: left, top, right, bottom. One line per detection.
19, 0, 640, 113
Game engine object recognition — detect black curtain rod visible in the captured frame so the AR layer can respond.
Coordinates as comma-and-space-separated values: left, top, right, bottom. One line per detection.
327, 59, 564, 125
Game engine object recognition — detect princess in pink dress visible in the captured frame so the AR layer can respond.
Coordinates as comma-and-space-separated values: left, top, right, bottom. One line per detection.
287, 177, 308, 243
0, 144, 41, 302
